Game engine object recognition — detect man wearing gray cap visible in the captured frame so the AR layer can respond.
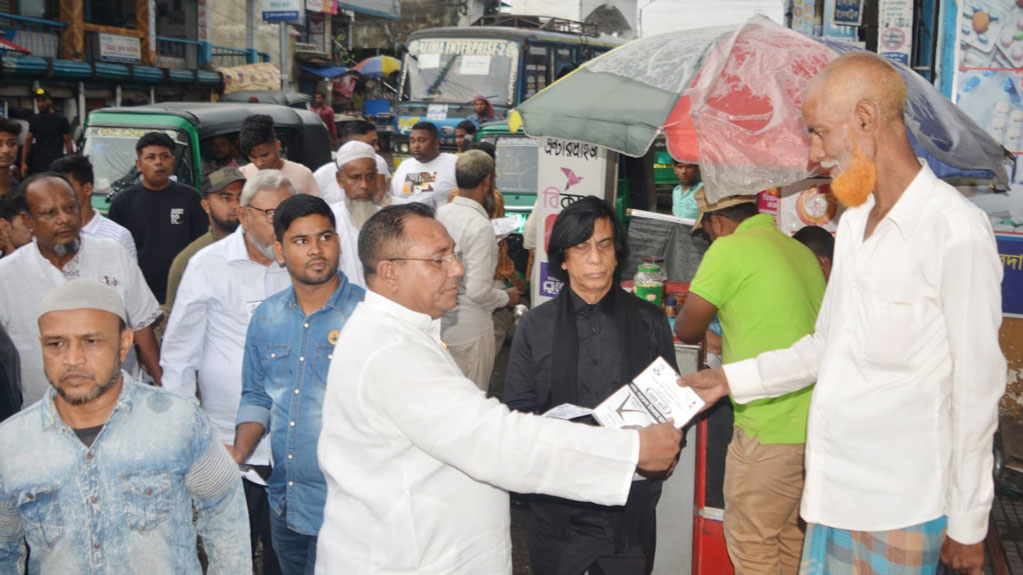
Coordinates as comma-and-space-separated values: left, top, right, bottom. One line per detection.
0, 279, 250, 574
165, 167, 245, 311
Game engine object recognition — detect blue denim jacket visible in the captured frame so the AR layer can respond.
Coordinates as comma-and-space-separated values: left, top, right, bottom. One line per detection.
0, 374, 251, 574
238, 272, 364, 535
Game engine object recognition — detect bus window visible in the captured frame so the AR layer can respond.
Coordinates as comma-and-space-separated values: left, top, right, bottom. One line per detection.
554, 47, 576, 80
402, 38, 520, 107
494, 136, 539, 197
523, 44, 551, 100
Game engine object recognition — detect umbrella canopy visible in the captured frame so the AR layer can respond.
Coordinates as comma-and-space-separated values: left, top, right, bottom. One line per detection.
0, 38, 30, 54
351, 55, 401, 78
518, 16, 1010, 202
299, 64, 348, 79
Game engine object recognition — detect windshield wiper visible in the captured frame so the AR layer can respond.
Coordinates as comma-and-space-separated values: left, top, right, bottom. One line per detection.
425, 55, 458, 97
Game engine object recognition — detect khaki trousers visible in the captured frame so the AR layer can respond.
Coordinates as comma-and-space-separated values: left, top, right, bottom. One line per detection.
723, 428, 806, 575
447, 333, 496, 393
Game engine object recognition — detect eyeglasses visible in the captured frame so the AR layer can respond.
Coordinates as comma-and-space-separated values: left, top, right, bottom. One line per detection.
387, 253, 461, 269
247, 205, 277, 223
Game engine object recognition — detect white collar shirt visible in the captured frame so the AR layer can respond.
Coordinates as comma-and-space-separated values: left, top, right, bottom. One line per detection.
160, 227, 292, 466
723, 165, 1006, 544
329, 199, 377, 289
81, 212, 138, 262
315, 290, 640, 575
0, 235, 160, 406
436, 197, 509, 345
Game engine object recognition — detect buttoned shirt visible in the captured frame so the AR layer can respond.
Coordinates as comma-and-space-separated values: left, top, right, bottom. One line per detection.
237, 273, 364, 535
315, 291, 640, 575
0, 236, 161, 406
161, 227, 292, 466
0, 374, 250, 574
330, 199, 378, 289
723, 165, 1006, 544
437, 196, 509, 345
81, 213, 138, 263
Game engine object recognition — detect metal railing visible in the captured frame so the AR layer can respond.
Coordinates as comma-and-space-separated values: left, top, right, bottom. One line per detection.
156, 36, 199, 69
0, 12, 65, 59
209, 45, 271, 68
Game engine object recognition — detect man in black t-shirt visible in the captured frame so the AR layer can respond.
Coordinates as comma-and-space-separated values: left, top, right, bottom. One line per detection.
108, 132, 207, 303
20, 89, 71, 176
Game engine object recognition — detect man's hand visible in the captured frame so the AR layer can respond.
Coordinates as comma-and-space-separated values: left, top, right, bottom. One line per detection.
704, 330, 723, 355
677, 368, 730, 411
506, 288, 521, 307
637, 420, 682, 474
223, 444, 245, 464
940, 536, 984, 575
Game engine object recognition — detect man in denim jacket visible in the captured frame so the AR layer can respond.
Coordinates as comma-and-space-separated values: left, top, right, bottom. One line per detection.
0, 278, 250, 574
231, 194, 364, 574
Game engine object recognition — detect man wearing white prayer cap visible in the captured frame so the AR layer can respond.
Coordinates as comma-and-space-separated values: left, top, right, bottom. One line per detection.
329, 140, 380, 288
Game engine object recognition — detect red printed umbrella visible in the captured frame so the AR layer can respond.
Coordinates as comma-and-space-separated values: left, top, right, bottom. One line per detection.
517, 16, 1009, 202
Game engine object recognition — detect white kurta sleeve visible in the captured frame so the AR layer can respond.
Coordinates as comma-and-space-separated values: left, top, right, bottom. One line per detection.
118, 247, 161, 330
363, 346, 639, 506
159, 261, 209, 400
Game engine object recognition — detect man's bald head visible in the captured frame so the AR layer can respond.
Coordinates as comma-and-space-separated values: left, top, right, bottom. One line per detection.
807, 52, 907, 125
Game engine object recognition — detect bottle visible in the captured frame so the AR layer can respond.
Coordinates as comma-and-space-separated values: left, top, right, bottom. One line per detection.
635, 263, 665, 307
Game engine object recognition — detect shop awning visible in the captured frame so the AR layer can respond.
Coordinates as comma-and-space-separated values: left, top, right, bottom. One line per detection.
299, 64, 348, 79
338, 0, 399, 19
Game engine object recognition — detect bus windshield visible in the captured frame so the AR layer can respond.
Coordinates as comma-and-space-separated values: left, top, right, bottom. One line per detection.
403, 37, 519, 106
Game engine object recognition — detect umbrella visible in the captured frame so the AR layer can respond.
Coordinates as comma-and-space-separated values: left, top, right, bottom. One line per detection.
351, 55, 401, 79
517, 16, 1010, 202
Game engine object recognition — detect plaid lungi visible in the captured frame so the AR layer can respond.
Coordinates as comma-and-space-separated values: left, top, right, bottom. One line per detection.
799, 516, 946, 575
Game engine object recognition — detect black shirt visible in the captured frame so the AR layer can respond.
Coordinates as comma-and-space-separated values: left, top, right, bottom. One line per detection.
504, 288, 678, 413
73, 424, 104, 447
108, 180, 208, 303
27, 111, 70, 174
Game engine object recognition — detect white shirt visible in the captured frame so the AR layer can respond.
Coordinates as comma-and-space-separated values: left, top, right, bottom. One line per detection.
241, 159, 321, 197
437, 197, 509, 345
81, 212, 138, 262
389, 153, 458, 209
329, 200, 377, 289
0, 236, 160, 405
723, 165, 1006, 544
316, 291, 639, 575
316, 156, 393, 207
160, 227, 291, 466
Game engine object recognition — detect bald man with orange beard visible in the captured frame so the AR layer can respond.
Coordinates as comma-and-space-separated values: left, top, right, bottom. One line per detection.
679, 52, 1006, 575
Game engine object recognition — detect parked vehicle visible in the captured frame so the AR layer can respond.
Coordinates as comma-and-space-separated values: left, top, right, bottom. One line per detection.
81, 102, 331, 211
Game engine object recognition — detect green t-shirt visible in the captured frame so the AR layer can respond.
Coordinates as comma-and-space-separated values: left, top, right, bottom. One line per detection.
689, 214, 825, 444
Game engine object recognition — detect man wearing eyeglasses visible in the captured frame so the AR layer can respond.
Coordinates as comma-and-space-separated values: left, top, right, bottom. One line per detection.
161, 169, 296, 575
314, 204, 684, 575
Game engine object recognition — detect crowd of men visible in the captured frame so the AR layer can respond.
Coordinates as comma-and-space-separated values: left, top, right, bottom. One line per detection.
0, 51, 1008, 575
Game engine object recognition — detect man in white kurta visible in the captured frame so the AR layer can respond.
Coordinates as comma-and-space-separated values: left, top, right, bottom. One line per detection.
681, 52, 1006, 574
327, 141, 380, 289
316, 203, 683, 575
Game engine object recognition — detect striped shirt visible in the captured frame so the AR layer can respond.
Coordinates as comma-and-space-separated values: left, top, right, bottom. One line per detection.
81, 212, 137, 262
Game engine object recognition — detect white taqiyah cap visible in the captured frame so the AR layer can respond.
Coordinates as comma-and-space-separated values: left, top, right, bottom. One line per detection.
335, 141, 377, 169
38, 279, 127, 323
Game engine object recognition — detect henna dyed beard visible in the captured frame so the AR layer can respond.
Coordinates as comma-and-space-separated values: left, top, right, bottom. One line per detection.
829, 143, 876, 208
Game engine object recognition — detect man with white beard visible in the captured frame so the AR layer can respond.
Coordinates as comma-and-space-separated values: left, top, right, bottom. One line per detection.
329, 141, 380, 288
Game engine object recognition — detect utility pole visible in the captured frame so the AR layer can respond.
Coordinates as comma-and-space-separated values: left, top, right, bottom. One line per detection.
280, 21, 289, 90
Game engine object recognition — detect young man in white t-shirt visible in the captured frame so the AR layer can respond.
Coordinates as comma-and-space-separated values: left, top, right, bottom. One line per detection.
390, 121, 457, 209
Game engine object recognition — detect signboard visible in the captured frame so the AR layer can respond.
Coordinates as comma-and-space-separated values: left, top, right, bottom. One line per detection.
832, 0, 864, 27
338, 0, 399, 19
98, 33, 141, 63
262, 0, 303, 22
822, 0, 860, 44
878, 0, 913, 66
998, 234, 1023, 317
532, 137, 615, 306
216, 62, 282, 93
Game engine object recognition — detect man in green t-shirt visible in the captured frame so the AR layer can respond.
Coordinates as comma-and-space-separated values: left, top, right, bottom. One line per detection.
676, 189, 826, 575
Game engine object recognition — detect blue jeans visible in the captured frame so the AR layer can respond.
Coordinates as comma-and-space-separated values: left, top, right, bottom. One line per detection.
269, 504, 318, 575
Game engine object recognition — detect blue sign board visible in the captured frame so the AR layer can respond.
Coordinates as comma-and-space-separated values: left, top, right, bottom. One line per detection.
833, 0, 864, 26
997, 234, 1023, 317
262, 0, 302, 22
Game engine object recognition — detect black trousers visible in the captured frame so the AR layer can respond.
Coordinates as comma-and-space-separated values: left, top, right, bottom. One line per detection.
243, 474, 281, 575
526, 514, 655, 575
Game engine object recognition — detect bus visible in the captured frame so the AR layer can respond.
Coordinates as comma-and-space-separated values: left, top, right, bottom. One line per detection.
392, 15, 624, 159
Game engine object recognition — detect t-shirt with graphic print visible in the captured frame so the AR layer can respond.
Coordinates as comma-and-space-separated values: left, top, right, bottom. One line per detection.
108, 180, 208, 303
389, 153, 458, 209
